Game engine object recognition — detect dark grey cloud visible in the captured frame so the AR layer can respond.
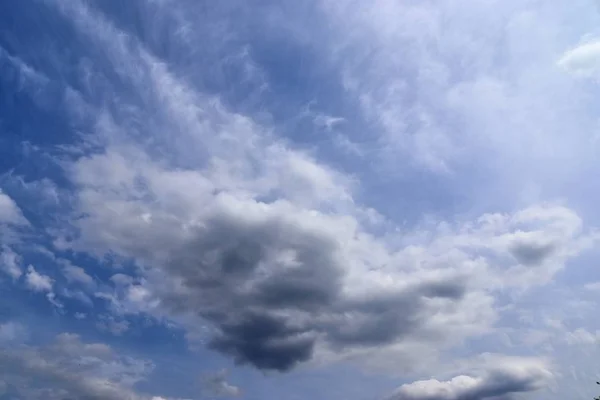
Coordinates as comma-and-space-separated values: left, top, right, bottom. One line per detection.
386, 357, 552, 400
158, 205, 470, 371
509, 241, 557, 266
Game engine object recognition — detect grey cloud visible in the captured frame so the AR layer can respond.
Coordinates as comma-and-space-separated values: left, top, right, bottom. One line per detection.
65, 145, 593, 372
152, 199, 473, 371
509, 241, 557, 266
65, 146, 595, 372
201, 369, 241, 398
209, 312, 316, 371
387, 357, 552, 400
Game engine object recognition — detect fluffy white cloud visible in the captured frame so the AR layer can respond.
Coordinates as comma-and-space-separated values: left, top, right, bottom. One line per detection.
387, 356, 552, 400
0, 191, 26, 225
25, 265, 53, 292
558, 39, 600, 78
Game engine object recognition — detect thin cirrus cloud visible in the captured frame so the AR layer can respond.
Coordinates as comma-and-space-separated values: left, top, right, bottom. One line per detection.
1, 0, 600, 399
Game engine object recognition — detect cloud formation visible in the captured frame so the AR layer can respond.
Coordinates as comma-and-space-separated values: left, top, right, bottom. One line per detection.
21, 0, 592, 376
201, 369, 241, 398
0, 331, 182, 400
558, 39, 600, 78
25, 265, 53, 292
387, 357, 552, 400
0, 191, 26, 226
64, 140, 596, 371
4, 0, 600, 398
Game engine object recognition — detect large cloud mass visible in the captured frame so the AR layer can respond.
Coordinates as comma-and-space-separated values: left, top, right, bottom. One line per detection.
33, 0, 596, 374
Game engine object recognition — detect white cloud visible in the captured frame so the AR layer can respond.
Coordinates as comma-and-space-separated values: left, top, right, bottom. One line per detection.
387, 356, 552, 400
0, 191, 25, 225
0, 246, 22, 279
565, 328, 600, 346
558, 39, 600, 78
25, 265, 53, 292
317, 0, 600, 211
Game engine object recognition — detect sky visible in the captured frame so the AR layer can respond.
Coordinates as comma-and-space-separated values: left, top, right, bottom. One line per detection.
3, 0, 600, 399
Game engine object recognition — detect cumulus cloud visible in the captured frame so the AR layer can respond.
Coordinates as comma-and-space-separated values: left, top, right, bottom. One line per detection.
63, 137, 597, 371
386, 356, 552, 400
0, 331, 180, 400
25, 265, 53, 292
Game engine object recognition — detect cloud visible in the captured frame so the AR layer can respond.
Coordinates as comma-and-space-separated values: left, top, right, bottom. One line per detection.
0, 245, 22, 279
0, 331, 187, 400
0, 191, 28, 247
0, 191, 26, 225
62, 261, 96, 287
0, 322, 26, 344
558, 39, 600, 78
25, 265, 53, 292
64, 142, 596, 371
565, 328, 600, 346
23, 0, 595, 375
2, 6, 599, 400
96, 314, 130, 336
316, 0, 600, 213
201, 369, 241, 398
386, 356, 552, 400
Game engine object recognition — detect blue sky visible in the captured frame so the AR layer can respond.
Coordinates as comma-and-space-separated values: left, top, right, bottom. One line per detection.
3, 0, 600, 399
